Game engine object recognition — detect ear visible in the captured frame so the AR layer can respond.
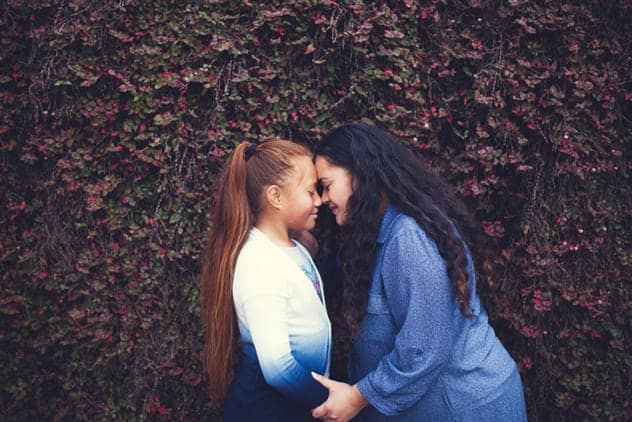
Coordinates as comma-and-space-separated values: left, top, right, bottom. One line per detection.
264, 185, 284, 211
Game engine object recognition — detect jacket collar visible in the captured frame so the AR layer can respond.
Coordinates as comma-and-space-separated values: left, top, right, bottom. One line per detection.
376, 203, 401, 244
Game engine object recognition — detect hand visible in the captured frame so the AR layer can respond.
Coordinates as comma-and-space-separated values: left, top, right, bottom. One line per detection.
311, 372, 368, 421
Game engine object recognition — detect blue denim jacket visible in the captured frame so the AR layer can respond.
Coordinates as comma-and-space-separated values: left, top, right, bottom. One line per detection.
351, 205, 524, 420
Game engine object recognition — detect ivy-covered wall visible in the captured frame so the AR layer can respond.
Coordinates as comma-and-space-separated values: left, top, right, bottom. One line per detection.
1, 1, 630, 420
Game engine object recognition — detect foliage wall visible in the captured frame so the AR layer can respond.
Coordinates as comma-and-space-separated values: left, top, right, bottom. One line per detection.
1, 0, 630, 420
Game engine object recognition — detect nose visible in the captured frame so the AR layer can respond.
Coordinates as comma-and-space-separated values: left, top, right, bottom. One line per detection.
314, 192, 322, 207
320, 189, 329, 204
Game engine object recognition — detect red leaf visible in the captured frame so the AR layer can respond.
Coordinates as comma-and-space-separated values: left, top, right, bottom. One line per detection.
384, 30, 405, 39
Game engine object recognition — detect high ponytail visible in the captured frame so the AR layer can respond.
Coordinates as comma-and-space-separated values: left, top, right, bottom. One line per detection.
200, 139, 311, 404
200, 142, 252, 404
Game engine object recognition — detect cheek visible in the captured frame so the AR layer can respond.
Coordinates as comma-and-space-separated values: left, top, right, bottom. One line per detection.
303, 195, 315, 212
338, 186, 352, 208
342, 190, 351, 205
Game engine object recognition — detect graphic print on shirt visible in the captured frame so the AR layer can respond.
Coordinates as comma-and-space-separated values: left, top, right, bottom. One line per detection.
300, 262, 323, 303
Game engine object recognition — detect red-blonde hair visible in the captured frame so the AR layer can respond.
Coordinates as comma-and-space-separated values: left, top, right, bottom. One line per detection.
200, 139, 310, 404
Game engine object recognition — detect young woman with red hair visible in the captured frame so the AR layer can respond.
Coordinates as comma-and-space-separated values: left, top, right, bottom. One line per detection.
200, 140, 330, 421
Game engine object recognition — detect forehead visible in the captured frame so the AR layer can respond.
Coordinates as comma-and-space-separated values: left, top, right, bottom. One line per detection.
314, 156, 346, 179
292, 155, 317, 184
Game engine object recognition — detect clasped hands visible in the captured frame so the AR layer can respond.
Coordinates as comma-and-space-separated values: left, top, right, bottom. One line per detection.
311, 372, 368, 422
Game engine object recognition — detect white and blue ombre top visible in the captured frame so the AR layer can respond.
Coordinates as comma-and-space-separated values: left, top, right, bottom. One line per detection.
232, 227, 331, 407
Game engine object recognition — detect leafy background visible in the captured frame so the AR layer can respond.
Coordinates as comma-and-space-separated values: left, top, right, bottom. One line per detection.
1, 0, 630, 420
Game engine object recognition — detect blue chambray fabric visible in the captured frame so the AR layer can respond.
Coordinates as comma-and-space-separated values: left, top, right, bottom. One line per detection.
351, 205, 527, 421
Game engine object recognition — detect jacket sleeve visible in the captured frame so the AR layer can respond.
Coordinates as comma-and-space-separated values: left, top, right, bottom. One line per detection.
239, 266, 328, 408
356, 220, 459, 415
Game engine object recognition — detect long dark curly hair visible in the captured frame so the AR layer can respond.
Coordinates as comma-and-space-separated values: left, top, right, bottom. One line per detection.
315, 123, 484, 337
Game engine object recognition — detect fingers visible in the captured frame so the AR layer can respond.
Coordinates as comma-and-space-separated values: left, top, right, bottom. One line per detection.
311, 371, 333, 389
311, 373, 331, 419
311, 402, 328, 419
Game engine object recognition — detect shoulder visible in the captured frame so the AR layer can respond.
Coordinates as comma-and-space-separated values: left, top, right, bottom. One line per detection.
386, 212, 432, 247
381, 212, 442, 267
234, 230, 289, 291
237, 230, 268, 266
379, 206, 428, 244
390, 213, 420, 235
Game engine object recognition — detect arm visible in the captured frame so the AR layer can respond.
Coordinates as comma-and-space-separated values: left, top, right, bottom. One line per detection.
356, 222, 458, 415
241, 283, 328, 407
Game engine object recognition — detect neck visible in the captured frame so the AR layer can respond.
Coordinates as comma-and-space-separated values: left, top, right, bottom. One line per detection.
255, 212, 293, 247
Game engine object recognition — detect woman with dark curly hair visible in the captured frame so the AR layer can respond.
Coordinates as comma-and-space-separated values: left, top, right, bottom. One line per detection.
310, 124, 527, 421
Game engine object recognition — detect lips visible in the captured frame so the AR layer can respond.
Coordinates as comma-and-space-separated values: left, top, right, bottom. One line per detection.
329, 205, 338, 214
